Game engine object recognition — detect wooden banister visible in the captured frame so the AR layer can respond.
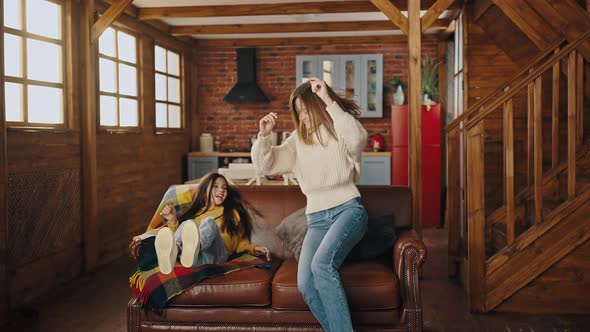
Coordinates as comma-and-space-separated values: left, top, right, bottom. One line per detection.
527, 70, 534, 187
568, 51, 577, 199
533, 77, 543, 223
503, 97, 515, 244
464, 30, 590, 131
445, 38, 565, 132
447, 127, 462, 277
467, 122, 486, 312
577, 53, 584, 146
552, 49, 560, 168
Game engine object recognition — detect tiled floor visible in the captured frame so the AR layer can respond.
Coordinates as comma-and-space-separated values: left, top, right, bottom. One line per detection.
3, 228, 590, 332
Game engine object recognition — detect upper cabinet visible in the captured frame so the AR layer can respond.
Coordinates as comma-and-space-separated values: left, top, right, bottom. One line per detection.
296, 54, 383, 118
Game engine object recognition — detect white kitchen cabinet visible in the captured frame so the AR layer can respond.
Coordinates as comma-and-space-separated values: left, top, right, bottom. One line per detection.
296, 54, 383, 118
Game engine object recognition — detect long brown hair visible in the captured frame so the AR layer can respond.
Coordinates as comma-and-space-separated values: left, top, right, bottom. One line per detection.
289, 81, 361, 145
176, 173, 259, 237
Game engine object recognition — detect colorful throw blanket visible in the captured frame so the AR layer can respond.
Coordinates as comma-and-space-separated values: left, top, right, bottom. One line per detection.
130, 237, 270, 310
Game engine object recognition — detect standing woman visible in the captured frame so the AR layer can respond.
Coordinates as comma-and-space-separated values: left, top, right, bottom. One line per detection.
251, 78, 369, 331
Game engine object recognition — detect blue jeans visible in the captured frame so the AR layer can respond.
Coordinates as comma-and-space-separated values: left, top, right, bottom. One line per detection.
297, 197, 368, 332
174, 217, 229, 265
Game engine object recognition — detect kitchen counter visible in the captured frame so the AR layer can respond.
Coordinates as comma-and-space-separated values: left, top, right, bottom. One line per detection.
188, 151, 392, 157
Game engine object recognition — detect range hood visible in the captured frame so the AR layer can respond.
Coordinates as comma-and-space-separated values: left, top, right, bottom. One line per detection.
222, 48, 269, 103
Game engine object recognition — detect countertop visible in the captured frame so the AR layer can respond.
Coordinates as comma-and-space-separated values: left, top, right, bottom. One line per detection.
188, 151, 392, 157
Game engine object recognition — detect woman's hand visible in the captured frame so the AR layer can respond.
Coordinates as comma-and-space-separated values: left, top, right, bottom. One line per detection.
160, 204, 178, 226
253, 246, 271, 261
259, 112, 278, 137
309, 78, 333, 106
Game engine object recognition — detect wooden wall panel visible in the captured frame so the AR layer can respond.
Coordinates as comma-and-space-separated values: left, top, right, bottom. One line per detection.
1, 0, 194, 312
6, 169, 82, 307
467, 20, 522, 215
96, 33, 192, 265
475, 5, 538, 66
496, 238, 590, 313
3, 0, 83, 312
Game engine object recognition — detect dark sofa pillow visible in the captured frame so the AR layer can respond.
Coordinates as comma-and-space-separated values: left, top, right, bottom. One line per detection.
276, 207, 397, 262
347, 214, 397, 261
275, 207, 307, 261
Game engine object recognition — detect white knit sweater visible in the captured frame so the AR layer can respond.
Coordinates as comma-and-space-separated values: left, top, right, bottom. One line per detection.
251, 101, 368, 214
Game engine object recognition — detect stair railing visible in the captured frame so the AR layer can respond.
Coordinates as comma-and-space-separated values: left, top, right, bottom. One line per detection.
446, 30, 590, 312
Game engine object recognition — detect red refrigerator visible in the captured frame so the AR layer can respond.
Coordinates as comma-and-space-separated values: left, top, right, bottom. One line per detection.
391, 104, 441, 227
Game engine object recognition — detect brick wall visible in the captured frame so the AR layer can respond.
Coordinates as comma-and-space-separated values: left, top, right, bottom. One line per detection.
196, 42, 438, 151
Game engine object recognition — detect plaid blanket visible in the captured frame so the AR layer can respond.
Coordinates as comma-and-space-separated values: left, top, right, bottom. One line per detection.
130, 237, 270, 310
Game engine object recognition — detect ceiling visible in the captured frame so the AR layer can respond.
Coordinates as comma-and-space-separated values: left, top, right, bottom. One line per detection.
127, 0, 460, 41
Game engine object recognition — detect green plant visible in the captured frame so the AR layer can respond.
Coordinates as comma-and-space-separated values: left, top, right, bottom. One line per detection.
422, 57, 440, 102
388, 75, 405, 89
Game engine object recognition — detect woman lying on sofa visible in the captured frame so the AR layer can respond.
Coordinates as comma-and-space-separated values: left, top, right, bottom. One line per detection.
252, 78, 369, 332
139, 172, 271, 274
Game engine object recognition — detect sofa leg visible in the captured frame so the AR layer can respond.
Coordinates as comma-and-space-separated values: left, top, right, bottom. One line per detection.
127, 297, 142, 332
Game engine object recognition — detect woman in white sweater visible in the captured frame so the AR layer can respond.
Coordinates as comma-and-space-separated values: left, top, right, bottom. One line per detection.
251, 78, 368, 332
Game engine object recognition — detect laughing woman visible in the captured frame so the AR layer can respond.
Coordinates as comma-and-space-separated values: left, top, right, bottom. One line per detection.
152, 172, 271, 274
251, 78, 369, 332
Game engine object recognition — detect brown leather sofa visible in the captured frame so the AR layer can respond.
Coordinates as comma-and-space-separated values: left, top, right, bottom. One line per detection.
128, 185, 427, 332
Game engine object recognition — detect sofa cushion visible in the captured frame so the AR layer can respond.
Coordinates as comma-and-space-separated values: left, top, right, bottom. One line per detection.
275, 207, 307, 261
271, 259, 400, 311
168, 259, 281, 307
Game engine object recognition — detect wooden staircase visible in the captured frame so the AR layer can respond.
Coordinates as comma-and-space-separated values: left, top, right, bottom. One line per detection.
446, 20, 590, 313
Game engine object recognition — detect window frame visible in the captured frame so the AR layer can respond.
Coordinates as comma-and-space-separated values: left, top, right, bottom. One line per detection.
153, 42, 184, 134
97, 23, 142, 133
2, 0, 69, 130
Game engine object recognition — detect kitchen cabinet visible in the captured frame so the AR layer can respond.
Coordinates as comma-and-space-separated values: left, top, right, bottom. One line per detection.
188, 156, 219, 181
358, 156, 391, 185
296, 54, 383, 118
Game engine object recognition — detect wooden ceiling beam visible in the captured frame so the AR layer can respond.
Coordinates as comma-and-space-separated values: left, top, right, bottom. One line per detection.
91, 0, 133, 42
98, 0, 138, 18
138, 1, 459, 20
171, 19, 451, 36
421, 0, 455, 32
491, 0, 552, 50
196, 34, 439, 47
369, 0, 408, 34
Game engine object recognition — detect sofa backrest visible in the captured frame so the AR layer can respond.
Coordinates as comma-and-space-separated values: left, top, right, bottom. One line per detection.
236, 185, 412, 260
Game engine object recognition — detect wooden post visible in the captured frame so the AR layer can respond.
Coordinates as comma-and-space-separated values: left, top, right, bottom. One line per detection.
467, 123, 486, 313
0, 0, 9, 324
447, 128, 461, 277
81, 0, 99, 271
527, 70, 534, 186
577, 53, 584, 146
533, 77, 543, 223
503, 98, 515, 244
552, 48, 560, 168
408, 0, 422, 237
568, 51, 577, 199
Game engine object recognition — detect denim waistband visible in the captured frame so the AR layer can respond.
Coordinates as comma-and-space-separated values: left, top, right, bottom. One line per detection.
306, 197, 362, 222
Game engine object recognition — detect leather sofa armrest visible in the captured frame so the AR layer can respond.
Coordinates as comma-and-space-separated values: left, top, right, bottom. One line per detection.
392, 228, 427, 332
393, 229, 427, 277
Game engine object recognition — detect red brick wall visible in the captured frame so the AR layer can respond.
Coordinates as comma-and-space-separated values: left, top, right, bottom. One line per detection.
196, 42, 438, 151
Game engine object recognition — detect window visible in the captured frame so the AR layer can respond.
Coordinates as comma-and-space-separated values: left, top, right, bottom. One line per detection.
98, 26, 139, 128
154, 45, 182, 129
3, 0, 65, 127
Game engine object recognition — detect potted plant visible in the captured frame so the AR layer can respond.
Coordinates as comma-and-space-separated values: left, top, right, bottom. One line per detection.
389, 75, 405, 105
422, 57, 440, 104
